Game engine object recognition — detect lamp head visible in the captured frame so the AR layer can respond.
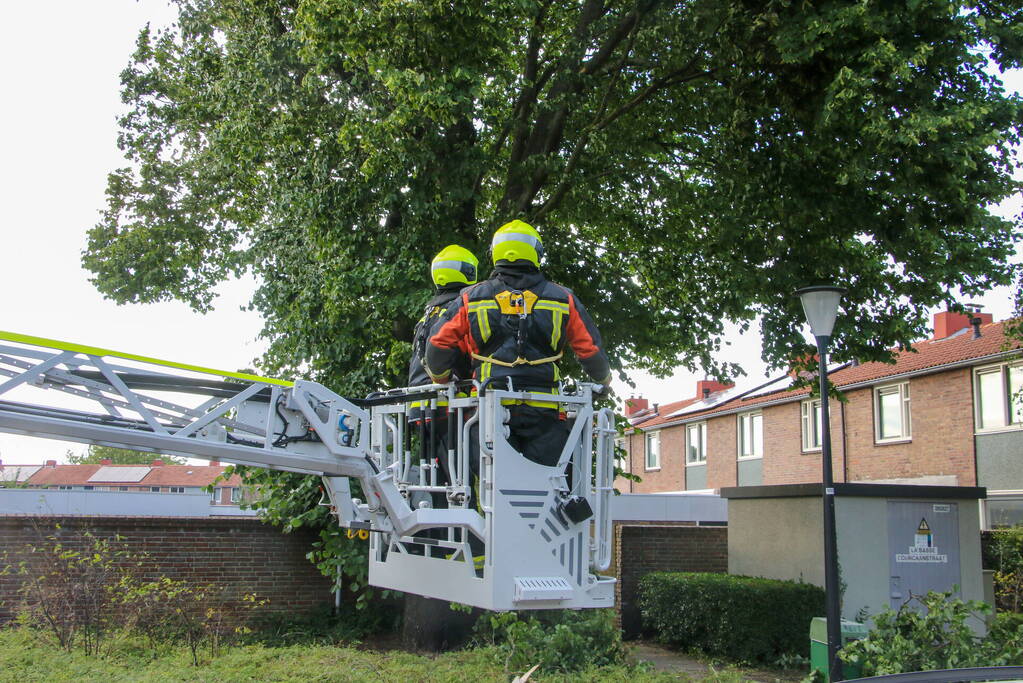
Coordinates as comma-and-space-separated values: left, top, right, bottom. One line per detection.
795, 285, 845, 338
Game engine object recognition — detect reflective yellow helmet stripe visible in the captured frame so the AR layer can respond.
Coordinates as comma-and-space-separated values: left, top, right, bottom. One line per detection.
431, 245, 479, 286
491, 220, 544, 266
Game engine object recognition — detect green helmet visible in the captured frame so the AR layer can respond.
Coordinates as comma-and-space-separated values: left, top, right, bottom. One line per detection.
431, 245, 479, 287
491, 220, 544, 267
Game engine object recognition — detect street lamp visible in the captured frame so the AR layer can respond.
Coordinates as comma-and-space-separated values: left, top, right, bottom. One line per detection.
795, 285, 846, 682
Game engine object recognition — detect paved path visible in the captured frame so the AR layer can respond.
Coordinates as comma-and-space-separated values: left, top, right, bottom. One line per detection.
631, 641, 806, 682
631, 642, 711, 676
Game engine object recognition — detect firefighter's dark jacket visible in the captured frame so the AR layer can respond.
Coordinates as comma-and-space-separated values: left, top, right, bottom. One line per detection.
425, 263, 611, 389
407, 284, 471, 388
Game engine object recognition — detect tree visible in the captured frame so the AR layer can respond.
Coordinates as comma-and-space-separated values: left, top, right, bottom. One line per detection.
85, 0, 1022, 393
67, 445, 185, 466
85, 0, 1022, 644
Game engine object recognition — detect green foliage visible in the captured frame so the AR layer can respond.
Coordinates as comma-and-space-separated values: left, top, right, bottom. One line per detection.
243, 602, 398, 646
474, 609, 628, 674
638, 571, 825, 663
113, 576, 268, 666
87, 0, 1022, 392
840, 590, 1023, 675
0, 627, 674, 682
67, 444, 185, 465
987, 526, 1023, 612
2, 526, 135, 656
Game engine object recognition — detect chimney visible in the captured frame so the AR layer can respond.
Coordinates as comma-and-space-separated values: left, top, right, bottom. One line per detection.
933, 305, 992, 339
151, 459, 164, 467
972, 317, 983, 339
45, 459, 57, 468
624, 397, 649, 417
100, 459, 112, 465
695, 379, 734, 399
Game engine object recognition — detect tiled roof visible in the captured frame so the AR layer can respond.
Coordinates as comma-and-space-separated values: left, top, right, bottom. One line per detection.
24, 464, 242, 488
143, 465, 241, 488
635, 320, 1021, 430
632, 395, 718, 429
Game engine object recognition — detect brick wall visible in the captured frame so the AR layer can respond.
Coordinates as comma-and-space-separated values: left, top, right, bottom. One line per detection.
705, 415, 737, 489
762, 399, 848, 485
0, 515, 334, 624
625, 428, 686, 493
844, 372, 976, 485
614, 522, 728, 637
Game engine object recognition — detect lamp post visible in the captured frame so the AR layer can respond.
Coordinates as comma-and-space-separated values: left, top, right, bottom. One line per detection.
795, 285, 845, 682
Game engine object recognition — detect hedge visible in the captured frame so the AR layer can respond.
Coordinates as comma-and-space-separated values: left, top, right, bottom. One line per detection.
638, 571, 825, 663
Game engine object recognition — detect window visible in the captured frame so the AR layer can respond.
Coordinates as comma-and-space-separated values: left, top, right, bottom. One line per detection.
644, 432, 660, 470
169, 486, 185, 494
58, 485, 71, 490
83, 485, 94, 490
230, 487, 242, 503
801, 399, 823, 451
118, 486, 129, 492
737, 411, 763, 459
686, 422, 707, 464
875, 382, 911, 442
975, 362, 1023, 431
150, 486, 161, 493
210, 487, 222, 503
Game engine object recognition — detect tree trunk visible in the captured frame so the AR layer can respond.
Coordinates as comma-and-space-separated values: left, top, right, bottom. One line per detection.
400, 594, 481, 652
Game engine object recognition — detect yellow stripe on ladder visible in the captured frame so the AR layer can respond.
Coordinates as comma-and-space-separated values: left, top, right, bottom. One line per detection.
0, 330, 294, 387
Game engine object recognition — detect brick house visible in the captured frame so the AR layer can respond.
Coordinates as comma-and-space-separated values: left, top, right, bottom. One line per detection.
618, 310, 1023, 527
0, 459, 248, 508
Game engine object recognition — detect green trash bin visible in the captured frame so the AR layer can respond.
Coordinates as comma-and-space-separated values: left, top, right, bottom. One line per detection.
809, 617, 869, 680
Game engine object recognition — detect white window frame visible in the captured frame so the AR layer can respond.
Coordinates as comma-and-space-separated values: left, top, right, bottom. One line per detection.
686, 422, 707, 465
644, 431, 661, 471
975, 361, 1023, 433
874, 381, 912, 443
210, 487, 222, 503
230, 487, 242, 503
801, 399, 823, 452
169, 486, 185, 494
737, 411, 764, 460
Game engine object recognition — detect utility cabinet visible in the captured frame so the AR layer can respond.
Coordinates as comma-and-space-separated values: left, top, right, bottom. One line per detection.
721, 483, 987, 632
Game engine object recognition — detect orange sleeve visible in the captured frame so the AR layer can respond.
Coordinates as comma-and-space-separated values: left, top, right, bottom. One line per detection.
425, 292, 472, 383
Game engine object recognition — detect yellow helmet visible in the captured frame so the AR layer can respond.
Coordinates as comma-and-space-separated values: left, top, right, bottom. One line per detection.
430, 244, 479, 287
491, 220, 544, 266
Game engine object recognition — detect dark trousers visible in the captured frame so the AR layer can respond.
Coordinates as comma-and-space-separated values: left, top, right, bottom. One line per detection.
467, 406, 571, 507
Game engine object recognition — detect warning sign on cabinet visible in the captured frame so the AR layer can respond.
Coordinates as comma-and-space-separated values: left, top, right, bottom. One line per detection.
896, 518, 948, 564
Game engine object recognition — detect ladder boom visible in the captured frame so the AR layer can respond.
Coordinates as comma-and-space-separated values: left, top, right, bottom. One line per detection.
0, 331, 616, 611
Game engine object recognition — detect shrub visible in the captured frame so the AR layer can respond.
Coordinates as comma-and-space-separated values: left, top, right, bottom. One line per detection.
840, 590, 1023, 676
1, 525, 135, 655
638, 572, 825, 663
987, 526, 1023, 612
114, 575, 267, 665
474, 608, 627, 674
244, 601, 399, 646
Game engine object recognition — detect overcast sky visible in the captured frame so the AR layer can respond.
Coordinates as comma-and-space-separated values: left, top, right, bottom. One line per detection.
0, 1, 1019, 463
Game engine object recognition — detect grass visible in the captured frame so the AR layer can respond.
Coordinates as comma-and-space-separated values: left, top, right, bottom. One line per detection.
0, 627, 705, 682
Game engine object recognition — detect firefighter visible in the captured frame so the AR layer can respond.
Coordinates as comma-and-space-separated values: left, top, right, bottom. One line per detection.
407, 244, 478, 397
407, 245, 478, 518
425, 220, 611, 468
